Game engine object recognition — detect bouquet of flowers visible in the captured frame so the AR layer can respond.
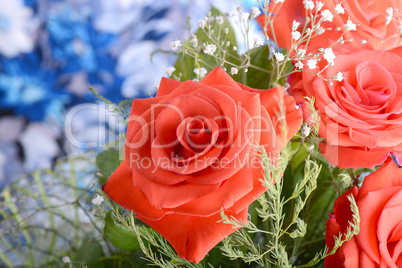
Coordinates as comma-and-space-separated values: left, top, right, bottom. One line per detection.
2, 0, 402, 267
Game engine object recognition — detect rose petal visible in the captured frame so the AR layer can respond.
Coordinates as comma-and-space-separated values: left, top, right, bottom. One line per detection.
137, 208, 248, 264
156, 77, 184, 97
171, 155, 258, 216
360, 250, 379, 268
359, 158, 402, 198
319, 143, 389, 169
325, 214, 344, 268
225, 162, 265, 214
377, 190, 402, 268
357, 186, 401, 263
200, 66, 243, 89
391, 240, 402, 264
102, 161, 169, 220
332, 186, 360, 232
256, 0, 304, 49
155, 93, 222, 148
238, 84, 303, 150
132, 168, 221, 209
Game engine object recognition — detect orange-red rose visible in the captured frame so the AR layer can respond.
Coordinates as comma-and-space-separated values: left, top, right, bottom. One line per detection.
102, 67, 302, 263
325, 158, 402, 267
257, 0, 402, 53
290, 49, 402, 169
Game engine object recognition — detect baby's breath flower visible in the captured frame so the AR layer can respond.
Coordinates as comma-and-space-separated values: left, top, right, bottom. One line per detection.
253, 36, 265, 47
292, 31, 301, 40
292, 20, 301, 31
303, 125, 311, 136
194, 67, 208, 78
386, 7, 393, 25
335, 3, 345, 14
316, 1, 324, 11
230, 67, 239, 75
275, 0, 285, 3
240, 12, 250, 21
316, 27, 325, 35
323, 48, 336, 64
295, 61, 304, 69
199, 18, 207, 29
170, 40, 181, 51
190, 36, 198, 48
321, 9, 334, 22
309, 144, 314, 150
62, 256, 71, 264
333, 71, 344, 81
303, 0, 314, 10
251, 7, 261, 18
164, 66, 176, 76
224, 28, 229, 34
274, 52, 285, 62
92, 195, 104, 205
203, 43, 217, 55
297, 48, 306, 57
216, 16, 225, 25
345, 19, 357, 31
307, 59, 318, 69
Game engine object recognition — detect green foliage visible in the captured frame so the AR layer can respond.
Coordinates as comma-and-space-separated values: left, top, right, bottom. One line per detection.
104, 211, 140, 251
73, 238, 105, 268
236, 45, 271, 88
220, 145, 360, 268
172, 7, 240, 82
95, 148, 121, 184
234, 45, 290, 89
89, 85, 130, 119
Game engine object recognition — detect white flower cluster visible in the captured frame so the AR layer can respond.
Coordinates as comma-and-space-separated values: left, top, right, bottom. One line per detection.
323, 48, 336, 65
91, 195, 104, 205
164, 66, 176, 76
345, 19, 356, 31
170, 40, 181, 51
333, 71, 344, 82
274, 52, 285, 62
203, 43, 217, 56
303, 0, 315, 10
386, 7, 393, 25
194, 67, 208, 78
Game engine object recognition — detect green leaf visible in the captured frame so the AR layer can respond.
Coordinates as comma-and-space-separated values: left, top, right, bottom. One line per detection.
195, 7, 238, 49
173, 7, 240, 81
239, 45, 282, 89
73, 238, 104, 268
96, 148, 121, 184
104, 211, 140, 251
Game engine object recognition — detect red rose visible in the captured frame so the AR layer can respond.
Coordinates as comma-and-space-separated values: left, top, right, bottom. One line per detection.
325, 158, 402, 267
102, 67, 302, 263
289, 49, 402, 169
257, 0, 402, 53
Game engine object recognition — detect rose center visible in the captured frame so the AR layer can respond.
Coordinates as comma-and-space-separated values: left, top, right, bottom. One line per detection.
183, 117, 211, 150
175, 117, 217, 159
355, 61, 395, 106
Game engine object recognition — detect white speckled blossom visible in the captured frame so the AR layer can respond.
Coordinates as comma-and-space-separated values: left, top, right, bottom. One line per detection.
0, 0, 34, 57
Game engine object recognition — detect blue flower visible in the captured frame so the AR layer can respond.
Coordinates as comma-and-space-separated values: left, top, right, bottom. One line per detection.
46, 6, 117, 74
0, 53, 71, 122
